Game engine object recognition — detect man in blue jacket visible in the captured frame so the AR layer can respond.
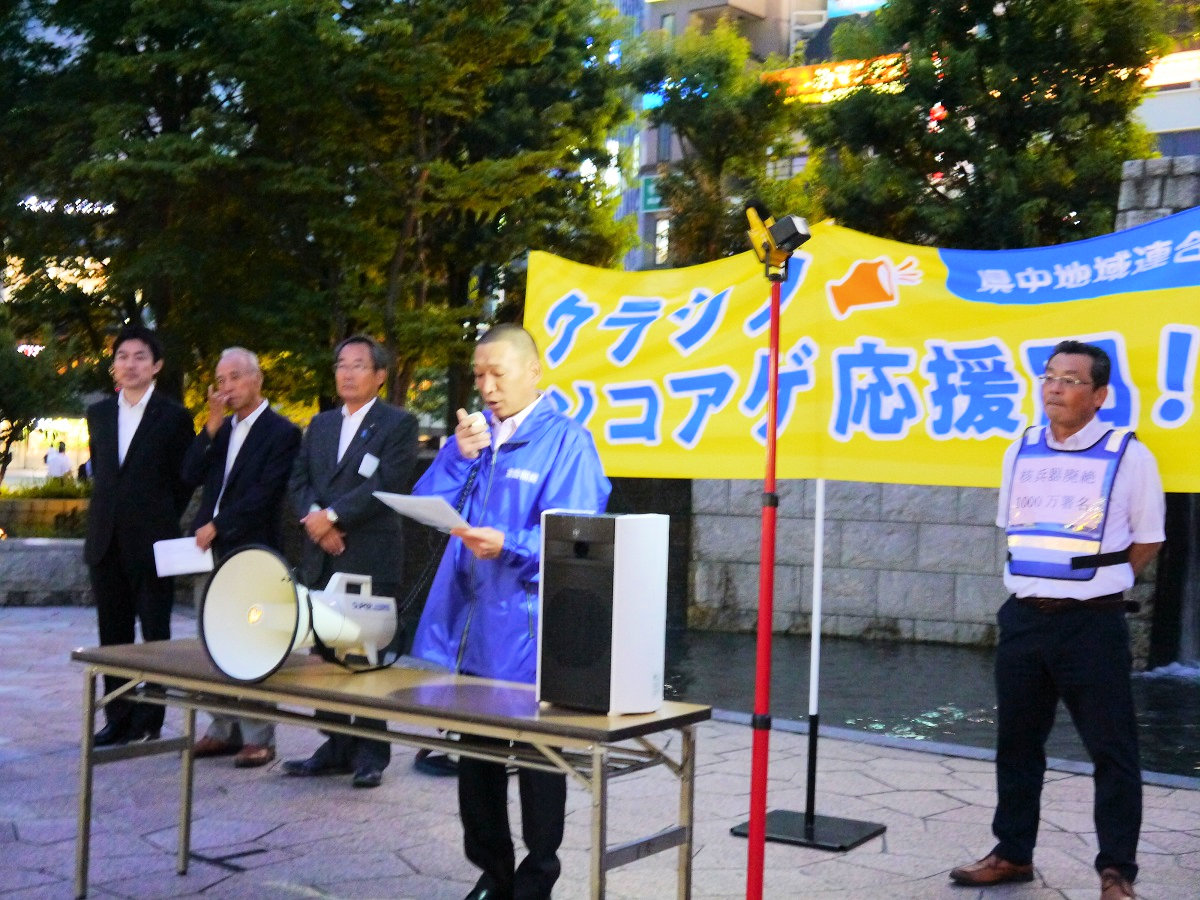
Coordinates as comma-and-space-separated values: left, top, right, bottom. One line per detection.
412, 324, 611, 900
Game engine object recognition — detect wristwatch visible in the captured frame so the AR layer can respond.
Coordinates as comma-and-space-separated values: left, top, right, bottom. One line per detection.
325, 507, 339, 524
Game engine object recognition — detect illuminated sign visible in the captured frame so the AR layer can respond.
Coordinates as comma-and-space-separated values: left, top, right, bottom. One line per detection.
767, 54, 906, 104
766, 50, 1197, 105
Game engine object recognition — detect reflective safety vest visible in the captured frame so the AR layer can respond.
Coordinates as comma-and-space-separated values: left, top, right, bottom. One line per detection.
1005, 426, 1133, 581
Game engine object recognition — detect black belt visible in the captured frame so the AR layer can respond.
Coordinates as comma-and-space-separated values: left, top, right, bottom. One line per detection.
1015, 593, 1138, 614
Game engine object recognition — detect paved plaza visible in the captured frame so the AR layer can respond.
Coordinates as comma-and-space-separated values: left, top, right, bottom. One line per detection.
1, 606, 1197, 899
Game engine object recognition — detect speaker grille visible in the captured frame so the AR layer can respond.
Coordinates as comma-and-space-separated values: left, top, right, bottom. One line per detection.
540, 557, 613, 711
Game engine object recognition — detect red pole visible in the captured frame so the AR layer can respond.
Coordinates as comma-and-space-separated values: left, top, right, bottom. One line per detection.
745, 273, 782, 899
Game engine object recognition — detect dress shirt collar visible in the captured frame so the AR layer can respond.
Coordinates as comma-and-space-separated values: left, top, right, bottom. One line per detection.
1045, 414, 1109, 451
338, 396, 377, 461
118, 381, 155, 411
340, 396, 377, 424
493, 392, 543, 450
232, 398, 269, 430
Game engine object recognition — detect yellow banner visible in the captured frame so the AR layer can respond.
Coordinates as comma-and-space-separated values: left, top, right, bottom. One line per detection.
525, 209, 1200, 489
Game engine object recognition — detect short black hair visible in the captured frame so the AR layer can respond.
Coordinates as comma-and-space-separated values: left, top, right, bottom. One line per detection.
334, 334, 389, 371
112, 323, 164, 362
1047, 340, 1110, 388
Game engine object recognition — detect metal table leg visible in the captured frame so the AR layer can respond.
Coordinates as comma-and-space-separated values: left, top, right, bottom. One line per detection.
590, 744, 608, 899
177, 707, 196, 874
74, 669, 96, 899
678, 726, 695, 900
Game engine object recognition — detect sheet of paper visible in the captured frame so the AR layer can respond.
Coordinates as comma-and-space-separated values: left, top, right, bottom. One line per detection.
153, 537, 214, 577
373, 491, 469, 533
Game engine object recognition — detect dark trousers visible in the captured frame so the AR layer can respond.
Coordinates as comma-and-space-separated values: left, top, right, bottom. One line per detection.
991, 596, 1142, 881
308, 580, 406, 772
89, 539, 175, 731
458, 740, 567, 900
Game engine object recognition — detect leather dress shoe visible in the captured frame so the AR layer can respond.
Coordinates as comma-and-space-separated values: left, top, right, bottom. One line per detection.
414, 748, 459, 776
352, 767, 383, 788
193, 735, 241, 758
281, 755, 353, 777
949, 853, 1034, 886
1099, 867, 1136, 899
233, 744, 275, 768
93, 721, 129, 747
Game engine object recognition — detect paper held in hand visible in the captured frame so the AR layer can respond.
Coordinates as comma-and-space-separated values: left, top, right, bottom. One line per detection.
153, 537, 214, 577
373, 492, 469, 533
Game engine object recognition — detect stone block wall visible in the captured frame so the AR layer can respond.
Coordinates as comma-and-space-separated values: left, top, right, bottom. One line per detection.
0, 539, 92, 606
1115, 155, 1200, 230
690, 479, 1159, 652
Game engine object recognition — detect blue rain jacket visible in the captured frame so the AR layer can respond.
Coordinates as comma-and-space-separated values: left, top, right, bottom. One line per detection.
411, 400, 611, 684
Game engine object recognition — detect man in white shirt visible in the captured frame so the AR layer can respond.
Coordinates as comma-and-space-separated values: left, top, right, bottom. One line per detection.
284, 335, 418, 788
45, 441, 72, 478
950, 341, 1165, 900
84, 324, 194, 746
181, 347, 301, 767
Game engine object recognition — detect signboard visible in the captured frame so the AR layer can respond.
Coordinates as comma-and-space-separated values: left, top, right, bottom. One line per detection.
525, 208, 1200, 490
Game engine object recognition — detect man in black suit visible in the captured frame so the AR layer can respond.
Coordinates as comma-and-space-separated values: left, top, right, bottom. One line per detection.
85, 324, 195, 746
181, 346, 301, 768
283, 334, 418, 788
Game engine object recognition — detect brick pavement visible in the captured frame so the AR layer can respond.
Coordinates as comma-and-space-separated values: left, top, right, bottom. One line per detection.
1, 607, 1197, 899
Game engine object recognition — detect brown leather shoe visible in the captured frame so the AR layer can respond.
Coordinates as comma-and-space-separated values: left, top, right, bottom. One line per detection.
949, 853, 1035, 886
193, 735, 241, 758
233, 744, 276, 768
1099, 867, 1135, 899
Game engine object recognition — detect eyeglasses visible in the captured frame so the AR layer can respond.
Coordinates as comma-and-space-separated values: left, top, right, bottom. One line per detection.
1037, 374, 1093, 388
333, 362, 374, 374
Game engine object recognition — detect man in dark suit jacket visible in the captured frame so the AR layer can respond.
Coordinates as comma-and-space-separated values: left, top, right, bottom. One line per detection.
181, 346, 301, 767
283, 334, 418, 788
85, 324, 195, 746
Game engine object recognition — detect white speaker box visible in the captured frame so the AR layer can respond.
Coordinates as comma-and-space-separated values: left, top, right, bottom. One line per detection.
536, 512, 669, 714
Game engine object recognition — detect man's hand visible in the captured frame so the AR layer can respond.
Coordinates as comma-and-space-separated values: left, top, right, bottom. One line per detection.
450, 525, 505, 560
454, 408, 491, 460
204, 384, 227, 437
194, 521, 218, 551
318, 529, 346, 556
301, 509, 336, 542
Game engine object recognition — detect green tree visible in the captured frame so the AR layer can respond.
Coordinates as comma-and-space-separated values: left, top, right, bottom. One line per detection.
803, 0, 1168, 249
2, 1, 635, 414
626, 19, 808, 266
340, 0, 635, 408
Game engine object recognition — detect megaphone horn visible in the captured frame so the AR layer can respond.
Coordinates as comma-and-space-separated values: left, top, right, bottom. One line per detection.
199, 546, 397, 683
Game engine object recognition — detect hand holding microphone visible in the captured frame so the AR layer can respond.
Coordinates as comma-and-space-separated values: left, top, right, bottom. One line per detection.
454, 408, 491, 459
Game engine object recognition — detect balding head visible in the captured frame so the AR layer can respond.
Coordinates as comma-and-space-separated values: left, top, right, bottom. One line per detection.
477, 324, 539, 362
473, 325, 542, 421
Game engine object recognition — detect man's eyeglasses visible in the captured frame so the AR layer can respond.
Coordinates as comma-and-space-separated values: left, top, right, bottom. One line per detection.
333, 362, 374, 374
1037, 374, 1093, 388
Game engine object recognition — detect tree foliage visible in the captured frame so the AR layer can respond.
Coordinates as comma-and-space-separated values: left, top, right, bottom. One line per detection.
1, 0, 634, 411
626, 19, 809, 266
803, 0, 1168, 249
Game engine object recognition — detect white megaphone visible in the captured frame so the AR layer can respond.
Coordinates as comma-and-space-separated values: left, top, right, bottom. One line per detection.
199, 546, 397, 683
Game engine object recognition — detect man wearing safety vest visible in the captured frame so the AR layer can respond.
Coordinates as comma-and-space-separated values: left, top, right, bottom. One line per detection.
950, 340, 1165, 900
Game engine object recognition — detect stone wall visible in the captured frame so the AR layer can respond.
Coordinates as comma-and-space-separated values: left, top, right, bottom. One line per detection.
0, 539, 92, 606
1115, 155, 1200, 230
689, 479, 1159, 655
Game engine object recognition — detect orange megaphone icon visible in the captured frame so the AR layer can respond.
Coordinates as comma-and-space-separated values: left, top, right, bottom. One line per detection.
826, 256, 921, 319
